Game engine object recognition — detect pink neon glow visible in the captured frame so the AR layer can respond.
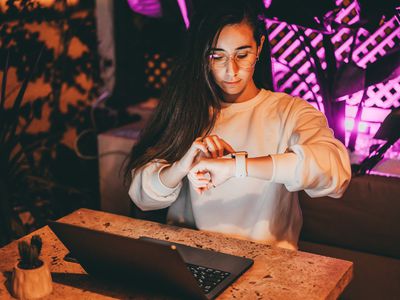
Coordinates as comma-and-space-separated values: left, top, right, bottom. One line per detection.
127, 0, 162, 18
268, 0, 399, 165
345, 118, 369, 133
127, 0, 189, 28
334, 0, 359, 25
177, 0, 190, 29
263, 0, 272, 9
345, 105, 392, 122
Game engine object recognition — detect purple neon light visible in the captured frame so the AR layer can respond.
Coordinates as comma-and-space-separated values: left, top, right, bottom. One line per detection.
345, 118, 369, 133
177, 0, 190, 29
127, 0, 162, 18
127, 0, 190, 28
267, 0, 400, 171
263, 0, 272, 9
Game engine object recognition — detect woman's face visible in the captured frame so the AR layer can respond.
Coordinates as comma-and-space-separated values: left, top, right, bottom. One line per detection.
209, 21, 264, 103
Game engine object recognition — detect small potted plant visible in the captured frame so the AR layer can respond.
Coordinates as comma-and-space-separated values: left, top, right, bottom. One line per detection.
12, 235, 53, 299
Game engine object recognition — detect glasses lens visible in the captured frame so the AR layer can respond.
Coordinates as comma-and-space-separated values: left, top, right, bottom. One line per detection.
209, 51, 257, 69
209, 53, 228, 68
235, 51, 257, 68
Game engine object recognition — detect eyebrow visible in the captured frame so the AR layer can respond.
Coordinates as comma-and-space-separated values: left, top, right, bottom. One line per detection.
210, 45, 253, 52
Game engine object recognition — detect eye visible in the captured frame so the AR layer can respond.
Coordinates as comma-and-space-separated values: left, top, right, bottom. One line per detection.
210, 53, 225, 60
236, 51, 249, 59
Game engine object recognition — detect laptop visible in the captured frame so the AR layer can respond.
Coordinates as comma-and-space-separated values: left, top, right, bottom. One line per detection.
48, 221, 253, 300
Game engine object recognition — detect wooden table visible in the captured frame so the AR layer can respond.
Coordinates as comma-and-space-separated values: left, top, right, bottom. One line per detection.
0, 209, 353, 299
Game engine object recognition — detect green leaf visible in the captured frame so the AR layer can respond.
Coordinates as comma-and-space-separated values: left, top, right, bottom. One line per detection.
0, 51, 9, 113
32, 98, 43, 119
31, 235, 42, 256
7, 47, 44, 139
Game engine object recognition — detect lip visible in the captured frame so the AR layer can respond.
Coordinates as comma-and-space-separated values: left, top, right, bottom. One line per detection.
224, 80, 241, 85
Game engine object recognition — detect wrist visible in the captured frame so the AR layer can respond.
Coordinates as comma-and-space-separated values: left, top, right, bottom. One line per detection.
159, 162, 187, 189
172, 161, 190, 176
246, 156, 273, 180
227, 158, 236, 178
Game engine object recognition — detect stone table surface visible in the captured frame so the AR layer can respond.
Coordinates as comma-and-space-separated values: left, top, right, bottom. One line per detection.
0, 208, 353, 299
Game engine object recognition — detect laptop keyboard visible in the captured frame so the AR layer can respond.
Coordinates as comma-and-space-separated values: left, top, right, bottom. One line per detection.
186, 263, 230, 294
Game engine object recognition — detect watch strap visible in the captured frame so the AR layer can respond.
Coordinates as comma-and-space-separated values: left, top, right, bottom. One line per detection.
231, 151, 248, 178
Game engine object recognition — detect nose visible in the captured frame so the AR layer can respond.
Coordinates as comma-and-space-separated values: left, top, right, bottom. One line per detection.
225, 56, 239, 78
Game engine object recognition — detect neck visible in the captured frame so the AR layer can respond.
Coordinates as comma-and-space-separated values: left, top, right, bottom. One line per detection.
222, 81, 260, 103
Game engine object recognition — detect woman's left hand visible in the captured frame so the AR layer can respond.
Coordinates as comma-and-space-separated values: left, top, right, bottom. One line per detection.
188, 158, 235, 194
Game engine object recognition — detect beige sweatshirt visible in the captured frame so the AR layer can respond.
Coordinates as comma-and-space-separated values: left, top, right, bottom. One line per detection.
129, 89, 351, 250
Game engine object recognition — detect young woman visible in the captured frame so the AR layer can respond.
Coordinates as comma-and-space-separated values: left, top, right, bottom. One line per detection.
126, 1, 351, 250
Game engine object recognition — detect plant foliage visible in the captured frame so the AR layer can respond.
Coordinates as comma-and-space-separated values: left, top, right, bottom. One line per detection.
18, 234, 43, 269
0, 0, 102, 246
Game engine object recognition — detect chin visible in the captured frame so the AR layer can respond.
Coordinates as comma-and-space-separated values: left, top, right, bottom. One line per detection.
221, 85, 246, 95
221, 89, 246, 102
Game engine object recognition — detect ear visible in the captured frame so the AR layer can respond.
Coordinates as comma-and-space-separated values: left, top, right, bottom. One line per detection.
257, 36, 265, 58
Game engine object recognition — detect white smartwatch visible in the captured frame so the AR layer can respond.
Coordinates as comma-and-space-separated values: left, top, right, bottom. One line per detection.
231, 151, 248, 178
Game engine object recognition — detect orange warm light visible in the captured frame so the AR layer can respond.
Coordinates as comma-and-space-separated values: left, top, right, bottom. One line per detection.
0, 0, 79, 9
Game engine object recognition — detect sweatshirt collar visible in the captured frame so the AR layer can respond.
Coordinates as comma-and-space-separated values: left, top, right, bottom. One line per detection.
220, 89, 270, 112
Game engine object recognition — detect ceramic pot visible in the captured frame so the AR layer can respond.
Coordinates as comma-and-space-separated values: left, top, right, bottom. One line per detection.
12, 261, 52, 299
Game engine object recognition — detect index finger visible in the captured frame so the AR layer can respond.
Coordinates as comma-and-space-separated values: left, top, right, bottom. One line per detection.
192, 140, 210, 157
211, 135, 224, 157
220, 139, 235, 155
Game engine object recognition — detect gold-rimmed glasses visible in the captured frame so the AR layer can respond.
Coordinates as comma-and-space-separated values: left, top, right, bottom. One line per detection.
208, 49, 258, 69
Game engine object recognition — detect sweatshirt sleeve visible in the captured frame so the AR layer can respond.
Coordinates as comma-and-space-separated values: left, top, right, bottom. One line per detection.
128, 160, 183, 211
270, 98, 351, 198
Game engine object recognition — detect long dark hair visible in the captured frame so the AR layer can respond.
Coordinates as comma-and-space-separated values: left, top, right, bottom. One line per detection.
124, 0, 273, 181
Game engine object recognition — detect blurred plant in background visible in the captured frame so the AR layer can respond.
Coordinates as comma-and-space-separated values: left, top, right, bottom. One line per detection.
0, 50, 43, 246
0, 0, 103, 246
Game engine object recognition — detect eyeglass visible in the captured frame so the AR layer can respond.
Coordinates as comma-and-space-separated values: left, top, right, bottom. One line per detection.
208, 49, 258, 69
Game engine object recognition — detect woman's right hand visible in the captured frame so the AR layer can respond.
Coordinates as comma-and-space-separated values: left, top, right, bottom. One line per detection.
160, 136, 234, 189
184, 136, 235, 193
173, 137, 209, 175
175, 135, 235, 174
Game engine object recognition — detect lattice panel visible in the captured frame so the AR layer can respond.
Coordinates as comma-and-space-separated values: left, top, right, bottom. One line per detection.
268, 0, 400, 108
267, 0, 400, 157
